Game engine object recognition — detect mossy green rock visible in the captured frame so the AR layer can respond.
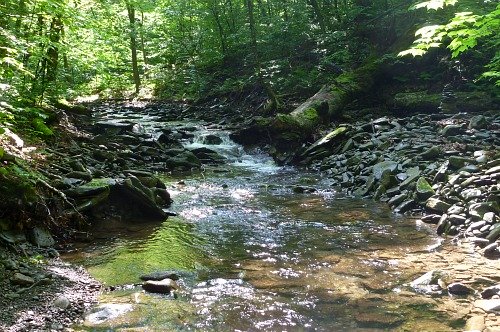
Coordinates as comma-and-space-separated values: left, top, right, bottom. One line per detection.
416, 177, 435, 201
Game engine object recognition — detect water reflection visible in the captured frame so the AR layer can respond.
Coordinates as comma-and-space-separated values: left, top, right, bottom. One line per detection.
66, 112, 452, 331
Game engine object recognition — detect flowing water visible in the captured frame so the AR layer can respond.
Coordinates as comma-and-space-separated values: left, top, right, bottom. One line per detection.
65, 107, 458, 331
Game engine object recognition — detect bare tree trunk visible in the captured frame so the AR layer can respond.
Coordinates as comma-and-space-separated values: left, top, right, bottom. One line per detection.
126, 2, 141, 94
245, 0, 279, 113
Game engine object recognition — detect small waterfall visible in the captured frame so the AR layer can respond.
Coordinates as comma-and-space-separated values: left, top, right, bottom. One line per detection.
184, 127, 280, 173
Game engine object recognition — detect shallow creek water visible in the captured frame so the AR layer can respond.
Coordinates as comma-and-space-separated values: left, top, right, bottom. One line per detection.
64, 109, 462, 331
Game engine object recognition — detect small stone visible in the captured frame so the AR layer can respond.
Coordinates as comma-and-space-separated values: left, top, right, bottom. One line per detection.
53, 296, 70, 309
448, 282, 474, 295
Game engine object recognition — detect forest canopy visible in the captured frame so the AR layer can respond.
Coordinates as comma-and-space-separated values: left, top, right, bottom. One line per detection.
0, 0, 498, 111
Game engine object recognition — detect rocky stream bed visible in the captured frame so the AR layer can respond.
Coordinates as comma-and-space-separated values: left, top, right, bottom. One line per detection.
0, 101, 499, 331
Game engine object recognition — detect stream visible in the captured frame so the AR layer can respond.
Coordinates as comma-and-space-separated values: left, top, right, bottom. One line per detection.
64, 106, 458, 331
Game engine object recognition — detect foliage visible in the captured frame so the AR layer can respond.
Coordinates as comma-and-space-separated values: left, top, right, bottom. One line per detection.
400, 1, 500, 85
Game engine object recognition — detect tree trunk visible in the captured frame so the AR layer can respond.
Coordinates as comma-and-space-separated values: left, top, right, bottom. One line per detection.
126, 2, 141, 94
140, 11, 148, 77
245, 0, 279, 113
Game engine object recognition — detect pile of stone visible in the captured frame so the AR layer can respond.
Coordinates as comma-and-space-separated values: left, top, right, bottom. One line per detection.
295, 112, 499, 255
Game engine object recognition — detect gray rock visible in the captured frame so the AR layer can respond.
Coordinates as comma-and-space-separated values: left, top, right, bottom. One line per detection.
53, 296, 70, 309
201, 134, 223, 145
483, 212, 497, 224
86, 304, 134, 324
447, 282, 474, 295
420, 146, 441, 160
354, 176, 375, 196
394, 199, 415, 214
399, 166, 421, 188
142, 278, 178, 294
483, 242, 498, 256
65, 171, 93, 182
28, 227, 55, 247
481, 284, 500, 299
436, 214, 450, 236
420, 214, 441, 224
461, 188, 483, 201
388, 193, 407, 207
372, 161, 398, 180
410, 270, 445, 294
11, 273, 35, 286
469, 202, 499, 220
441, 124, 463, 137
448, 214, 467, 226
468, 237, 490, 247
469, 115, 487, 129
486, 224, 500, 242
426, 198, 451, 213
485, 165, 500, 175
2, 258, 18, 270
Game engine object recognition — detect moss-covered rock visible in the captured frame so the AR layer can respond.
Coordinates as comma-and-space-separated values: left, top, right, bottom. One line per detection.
393, 92, 441, 113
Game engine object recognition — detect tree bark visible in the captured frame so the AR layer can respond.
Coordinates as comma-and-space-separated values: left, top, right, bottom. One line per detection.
126, 2, 141, 94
